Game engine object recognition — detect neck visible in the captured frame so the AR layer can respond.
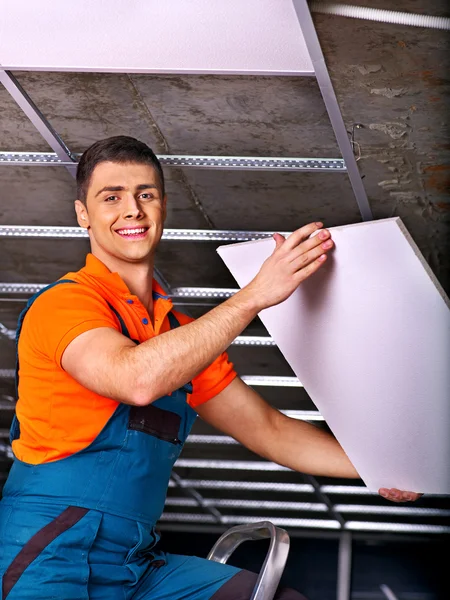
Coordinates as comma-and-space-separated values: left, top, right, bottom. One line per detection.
92, 248, 155, 318
120, 262, 155, 316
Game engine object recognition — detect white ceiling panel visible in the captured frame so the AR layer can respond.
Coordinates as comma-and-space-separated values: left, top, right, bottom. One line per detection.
218, 218, 450, 495
0, 0, 314, 75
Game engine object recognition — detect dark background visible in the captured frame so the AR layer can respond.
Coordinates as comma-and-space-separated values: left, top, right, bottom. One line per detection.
159, 531, 450, 600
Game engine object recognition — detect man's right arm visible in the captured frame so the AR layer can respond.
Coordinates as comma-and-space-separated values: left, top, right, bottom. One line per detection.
62, 222, 333, 405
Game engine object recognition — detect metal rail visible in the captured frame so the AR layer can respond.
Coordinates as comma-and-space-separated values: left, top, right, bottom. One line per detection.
0, 151, 346, 172
0, 283, 241, 302
170, 471, 224, 524
0, 225, 285, 241
0, 72, 77, 177
292, 0, 373, 221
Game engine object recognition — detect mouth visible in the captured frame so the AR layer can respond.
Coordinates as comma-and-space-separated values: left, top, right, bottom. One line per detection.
115, 226, 149, 240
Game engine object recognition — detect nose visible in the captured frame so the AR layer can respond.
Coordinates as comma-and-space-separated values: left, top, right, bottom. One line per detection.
122, 194, 143, 220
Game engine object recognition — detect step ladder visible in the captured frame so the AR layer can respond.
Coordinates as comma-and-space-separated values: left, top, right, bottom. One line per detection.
207, 521, 290, 600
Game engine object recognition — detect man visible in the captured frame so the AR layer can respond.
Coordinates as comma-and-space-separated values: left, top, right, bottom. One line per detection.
0, 136, 421, 600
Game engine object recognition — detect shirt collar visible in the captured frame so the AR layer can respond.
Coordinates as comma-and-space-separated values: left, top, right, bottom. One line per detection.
83, 253, 170, 301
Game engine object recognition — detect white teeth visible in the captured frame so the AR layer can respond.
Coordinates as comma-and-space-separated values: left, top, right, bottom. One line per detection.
118, 228, 146, 235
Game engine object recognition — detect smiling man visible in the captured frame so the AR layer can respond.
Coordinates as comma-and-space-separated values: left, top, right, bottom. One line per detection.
0, 136, 421, 600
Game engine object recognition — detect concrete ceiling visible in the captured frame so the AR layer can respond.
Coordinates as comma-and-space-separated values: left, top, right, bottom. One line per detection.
1, 0, 449, 540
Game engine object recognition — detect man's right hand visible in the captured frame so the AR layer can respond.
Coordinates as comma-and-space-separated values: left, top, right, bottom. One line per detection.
61, 222, 334, 406
243, 222, 334, 312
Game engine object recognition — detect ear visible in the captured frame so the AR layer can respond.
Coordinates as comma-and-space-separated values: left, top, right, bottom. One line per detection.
74, 200, 90, 229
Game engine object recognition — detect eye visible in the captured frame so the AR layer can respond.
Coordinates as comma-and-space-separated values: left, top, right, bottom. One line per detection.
139, 192, 155, 200
105, 195, 118, 202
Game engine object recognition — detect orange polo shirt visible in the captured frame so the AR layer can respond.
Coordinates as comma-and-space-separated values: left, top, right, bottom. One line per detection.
13, 254, 237, 465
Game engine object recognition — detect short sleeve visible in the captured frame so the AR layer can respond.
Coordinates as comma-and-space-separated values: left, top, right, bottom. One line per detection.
22, 282, 119, 368
188, 352, 237, 408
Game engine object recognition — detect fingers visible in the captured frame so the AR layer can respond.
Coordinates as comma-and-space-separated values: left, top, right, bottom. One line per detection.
272, 232, 286, 250
259, 222, 332, 303
282, 226, 332, 264
292, 252, 328, 283
281, 222, 324, 252
272, 223, 332, 264
290, 237, 334, 272
379, 488, 423, 503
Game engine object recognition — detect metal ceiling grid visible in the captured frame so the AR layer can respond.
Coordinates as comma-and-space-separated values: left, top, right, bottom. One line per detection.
1, 4, 449, 582
0, 151, 347, 172
0, 225, 283, 241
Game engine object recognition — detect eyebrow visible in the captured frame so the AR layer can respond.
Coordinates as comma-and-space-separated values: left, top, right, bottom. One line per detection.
95, 184, 159, 197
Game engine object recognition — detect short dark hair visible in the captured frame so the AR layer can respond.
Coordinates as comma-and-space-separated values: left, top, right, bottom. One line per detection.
76, 136, 165, 202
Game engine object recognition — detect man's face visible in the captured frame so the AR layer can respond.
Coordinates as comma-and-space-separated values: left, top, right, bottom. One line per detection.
75, 161, 167, 265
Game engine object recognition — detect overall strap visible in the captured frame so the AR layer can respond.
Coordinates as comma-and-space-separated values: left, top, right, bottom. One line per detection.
15, 280, 78, 392
106, 301, 136, 342
15, 279, 78, 345
11, 279, 78, 444
167, 311, 180, 330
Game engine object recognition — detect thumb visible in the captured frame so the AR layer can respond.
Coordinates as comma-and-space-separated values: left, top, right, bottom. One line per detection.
273, 232, 286, 250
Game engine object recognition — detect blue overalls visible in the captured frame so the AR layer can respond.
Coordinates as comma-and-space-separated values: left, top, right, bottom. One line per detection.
0, 281, 241, 599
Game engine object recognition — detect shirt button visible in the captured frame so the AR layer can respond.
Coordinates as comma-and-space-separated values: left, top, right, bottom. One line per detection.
126, 299, 134, 304
142, 318, 149, 325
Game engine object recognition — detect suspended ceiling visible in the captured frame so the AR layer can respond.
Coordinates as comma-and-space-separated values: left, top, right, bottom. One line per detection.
0, 0, 314, 75
0, 0, 449, 541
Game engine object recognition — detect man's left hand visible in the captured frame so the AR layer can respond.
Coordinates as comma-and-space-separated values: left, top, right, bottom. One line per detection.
379, 488, 423, 502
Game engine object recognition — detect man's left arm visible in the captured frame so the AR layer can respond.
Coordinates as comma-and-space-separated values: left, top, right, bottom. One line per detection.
196, 377, 422, 503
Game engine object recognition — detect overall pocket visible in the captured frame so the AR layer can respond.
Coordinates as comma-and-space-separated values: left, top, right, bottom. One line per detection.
1, 505, 102, 600
128, 404, 182, 445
